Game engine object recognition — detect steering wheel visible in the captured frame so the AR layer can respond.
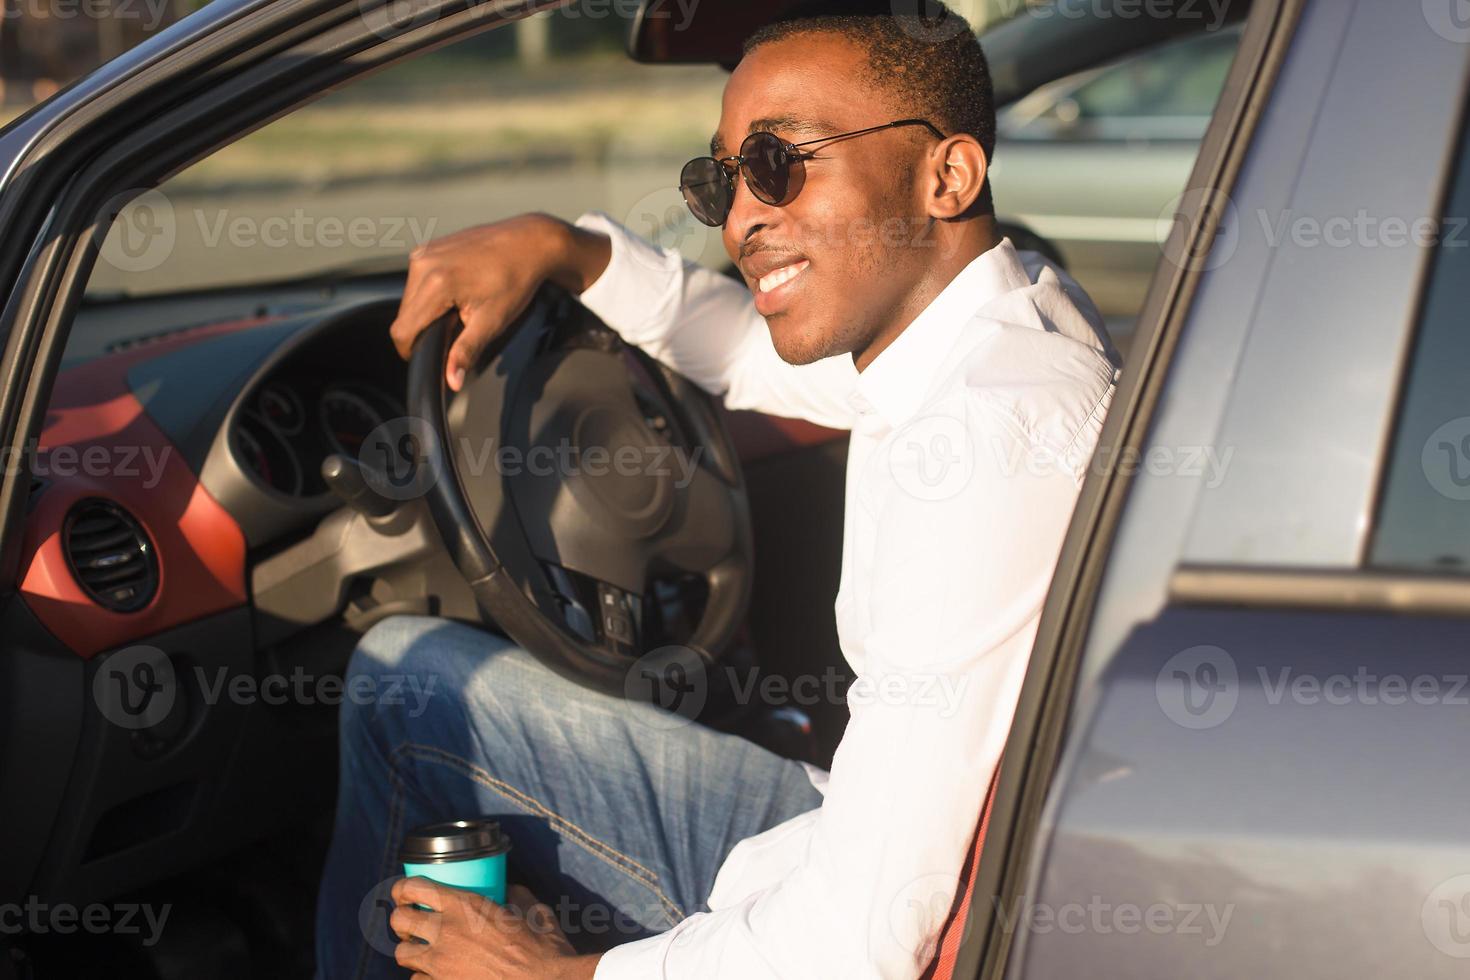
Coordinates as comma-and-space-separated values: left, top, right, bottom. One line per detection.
405, 284, 753, 697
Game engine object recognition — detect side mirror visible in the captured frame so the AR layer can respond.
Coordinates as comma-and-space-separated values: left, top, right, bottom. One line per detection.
1045, 97, 1084, 136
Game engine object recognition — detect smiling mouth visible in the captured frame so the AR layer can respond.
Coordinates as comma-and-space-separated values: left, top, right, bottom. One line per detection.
758, 260, 810, 294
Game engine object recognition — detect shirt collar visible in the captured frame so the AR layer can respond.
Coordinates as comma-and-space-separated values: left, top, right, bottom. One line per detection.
850, 238, 1032, 428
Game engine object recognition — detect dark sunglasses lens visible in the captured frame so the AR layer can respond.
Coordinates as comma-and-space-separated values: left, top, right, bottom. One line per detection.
680, 158, 731, 227
741, 133, 792, 205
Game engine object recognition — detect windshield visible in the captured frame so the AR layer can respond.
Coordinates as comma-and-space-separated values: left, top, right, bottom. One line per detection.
77, 0, 1012, 300
89, 52, 726, 297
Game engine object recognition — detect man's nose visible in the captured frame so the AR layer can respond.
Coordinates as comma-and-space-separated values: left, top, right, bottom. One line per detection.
724, 171, 782, 249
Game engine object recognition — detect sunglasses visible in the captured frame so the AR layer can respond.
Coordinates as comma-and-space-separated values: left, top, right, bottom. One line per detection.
679, 118, 947, 228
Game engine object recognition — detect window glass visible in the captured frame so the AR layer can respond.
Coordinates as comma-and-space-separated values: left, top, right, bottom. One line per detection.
1370, 121, 1470, 572
85, 18, 728, 299
80, 2, 1018, 300
1071, 29, 1240, 120
991, 26, 1242, 355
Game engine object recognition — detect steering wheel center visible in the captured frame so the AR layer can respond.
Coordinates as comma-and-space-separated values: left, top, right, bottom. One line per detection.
408, 289, 752, 695
568, 406, 675, 534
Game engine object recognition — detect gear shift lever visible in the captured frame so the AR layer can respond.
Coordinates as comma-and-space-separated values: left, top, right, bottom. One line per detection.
321, 454, 396, 519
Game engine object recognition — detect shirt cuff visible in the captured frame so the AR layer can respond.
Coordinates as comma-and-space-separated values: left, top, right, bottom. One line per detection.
573, 211, 681, 343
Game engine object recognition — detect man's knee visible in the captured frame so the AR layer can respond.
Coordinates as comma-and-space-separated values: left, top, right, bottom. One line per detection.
344, 615, 583, 738
342, 616, 509, 735
353, 614, 456, 673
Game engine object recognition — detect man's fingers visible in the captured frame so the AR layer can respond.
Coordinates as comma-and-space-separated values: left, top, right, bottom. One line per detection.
506, 884, 562, 937
446, 303, 503, 392
389, 904, 439, 944
393, 938, 430, 974
389, 252, 459, 361
393, 875, 448, 911
389, 291, 452, 362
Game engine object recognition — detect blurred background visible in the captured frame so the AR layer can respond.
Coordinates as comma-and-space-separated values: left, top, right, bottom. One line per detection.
10, 0, 1239, 353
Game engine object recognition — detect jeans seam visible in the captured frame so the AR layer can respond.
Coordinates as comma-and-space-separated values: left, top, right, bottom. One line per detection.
393, 741, 686, 928
353, 753, 409, 980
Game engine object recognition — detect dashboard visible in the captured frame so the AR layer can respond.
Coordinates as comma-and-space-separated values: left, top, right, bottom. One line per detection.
231, 373, 404, 499
15, 297, 423, 656
18, 292, 845, 659
6, 286, 850, 931
187, 299, 412, 548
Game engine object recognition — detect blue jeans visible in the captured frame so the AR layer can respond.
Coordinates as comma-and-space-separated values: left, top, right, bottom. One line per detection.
314, 615, 824, 979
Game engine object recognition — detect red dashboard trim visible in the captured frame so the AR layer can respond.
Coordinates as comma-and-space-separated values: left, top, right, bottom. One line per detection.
17, 314, 841, 658
18, 319, 266, 659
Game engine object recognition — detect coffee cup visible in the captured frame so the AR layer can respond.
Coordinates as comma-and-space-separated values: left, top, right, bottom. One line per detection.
399, 818, 511, 905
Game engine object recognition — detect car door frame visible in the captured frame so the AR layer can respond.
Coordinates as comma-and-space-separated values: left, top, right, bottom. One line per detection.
0, 0, 584, 914
955, 0, 1309, 976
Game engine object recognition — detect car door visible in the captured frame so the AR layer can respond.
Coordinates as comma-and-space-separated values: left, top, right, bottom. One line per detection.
0, 0, 588, 921
962, 2, 1470, 979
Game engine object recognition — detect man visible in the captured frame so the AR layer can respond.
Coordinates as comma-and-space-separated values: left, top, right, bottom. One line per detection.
316, 5, 1119, 978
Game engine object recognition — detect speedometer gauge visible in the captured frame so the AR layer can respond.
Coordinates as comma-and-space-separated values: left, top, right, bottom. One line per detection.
318, 387, 385, 459
232, 413, 304, 496
258, 382, 305, 435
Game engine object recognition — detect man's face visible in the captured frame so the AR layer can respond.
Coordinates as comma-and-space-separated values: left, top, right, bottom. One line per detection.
714, 33, 939, 365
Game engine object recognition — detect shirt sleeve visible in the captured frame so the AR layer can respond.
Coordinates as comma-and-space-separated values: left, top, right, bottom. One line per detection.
593, 391, 1091, 980
574, 211, 859, 431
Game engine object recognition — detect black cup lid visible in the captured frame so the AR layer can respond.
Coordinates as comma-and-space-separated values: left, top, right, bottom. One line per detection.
399, 818, 511, 864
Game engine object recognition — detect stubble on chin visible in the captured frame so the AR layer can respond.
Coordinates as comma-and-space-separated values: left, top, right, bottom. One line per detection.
765, 311, 859, 366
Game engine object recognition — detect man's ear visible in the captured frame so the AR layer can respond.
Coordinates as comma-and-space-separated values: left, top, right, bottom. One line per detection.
925, 135, 988, 220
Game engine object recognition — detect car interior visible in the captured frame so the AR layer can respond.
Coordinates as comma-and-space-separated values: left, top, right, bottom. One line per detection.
0, 1, 1253, 976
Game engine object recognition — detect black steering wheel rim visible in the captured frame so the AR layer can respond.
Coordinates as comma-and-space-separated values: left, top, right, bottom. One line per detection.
405, 285, 753, 697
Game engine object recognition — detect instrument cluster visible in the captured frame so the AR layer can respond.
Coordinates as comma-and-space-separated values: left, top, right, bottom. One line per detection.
230, 377, 403, 498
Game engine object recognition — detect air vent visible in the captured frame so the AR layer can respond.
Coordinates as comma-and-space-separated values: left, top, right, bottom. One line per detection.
63, 499, 158, 612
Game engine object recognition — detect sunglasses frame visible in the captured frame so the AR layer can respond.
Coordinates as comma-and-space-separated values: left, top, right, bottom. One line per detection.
680, 118, 947, 228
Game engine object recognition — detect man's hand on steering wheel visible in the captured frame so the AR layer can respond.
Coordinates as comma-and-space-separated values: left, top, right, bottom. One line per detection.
388, 214, 612, 389
396, 216, 755, 694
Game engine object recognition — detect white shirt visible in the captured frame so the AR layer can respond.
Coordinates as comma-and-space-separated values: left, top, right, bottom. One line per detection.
575, 211, 1119, 980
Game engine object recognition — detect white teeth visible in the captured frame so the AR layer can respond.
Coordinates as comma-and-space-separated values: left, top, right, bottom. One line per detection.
758, 260, 809, 294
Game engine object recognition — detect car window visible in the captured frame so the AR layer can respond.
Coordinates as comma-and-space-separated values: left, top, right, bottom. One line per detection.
84, 25, 729, 299
1369, 118, 1470, 573
1000, 27, 1241, 142
1072, 29, 1240, 120
80, 3, 1015, 302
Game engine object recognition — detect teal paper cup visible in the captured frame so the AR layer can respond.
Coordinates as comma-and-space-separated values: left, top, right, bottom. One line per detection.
399, 818, 511, 906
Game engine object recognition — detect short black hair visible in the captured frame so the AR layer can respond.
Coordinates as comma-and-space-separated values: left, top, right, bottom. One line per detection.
743, 1, 996, 216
